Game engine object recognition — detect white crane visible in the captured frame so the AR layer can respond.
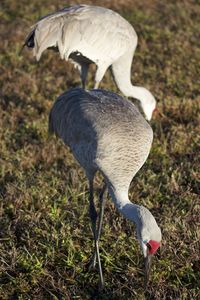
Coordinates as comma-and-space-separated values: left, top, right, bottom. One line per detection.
24, 4, 156, 120
49, 88, 162, 289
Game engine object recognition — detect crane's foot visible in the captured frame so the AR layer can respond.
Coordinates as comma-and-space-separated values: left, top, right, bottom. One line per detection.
98, 277, 105, 291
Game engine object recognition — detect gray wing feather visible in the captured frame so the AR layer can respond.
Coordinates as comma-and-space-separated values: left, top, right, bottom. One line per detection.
49, 88, 153, 186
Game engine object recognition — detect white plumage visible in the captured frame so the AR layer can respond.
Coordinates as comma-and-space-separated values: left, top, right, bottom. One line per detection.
24, 5, 156, 120
49, 88, 161, 289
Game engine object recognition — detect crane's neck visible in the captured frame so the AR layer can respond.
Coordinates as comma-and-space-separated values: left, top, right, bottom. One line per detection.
111, 55, 146, 102
111, 55, 156, 120
113, 75, 148, 109
108, 184, 141, 226
107, 182, 162, 251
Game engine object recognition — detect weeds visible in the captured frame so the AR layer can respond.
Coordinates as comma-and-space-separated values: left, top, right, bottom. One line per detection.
0, 0, 199, 299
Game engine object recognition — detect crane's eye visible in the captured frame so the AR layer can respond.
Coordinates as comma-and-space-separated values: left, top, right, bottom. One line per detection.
146, 243, 152, 252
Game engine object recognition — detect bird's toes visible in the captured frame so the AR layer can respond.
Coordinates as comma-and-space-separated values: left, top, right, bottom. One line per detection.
98, 280, 105, 291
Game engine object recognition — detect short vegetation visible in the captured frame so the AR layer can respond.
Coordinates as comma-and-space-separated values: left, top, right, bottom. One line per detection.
0, 0, 199, 299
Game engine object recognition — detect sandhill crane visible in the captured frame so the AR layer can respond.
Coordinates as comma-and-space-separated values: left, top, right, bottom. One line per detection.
24, 4, 156, 120
49, 88, 161, 289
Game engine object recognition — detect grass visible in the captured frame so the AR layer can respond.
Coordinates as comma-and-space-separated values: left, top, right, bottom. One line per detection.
0, 0, 200, 299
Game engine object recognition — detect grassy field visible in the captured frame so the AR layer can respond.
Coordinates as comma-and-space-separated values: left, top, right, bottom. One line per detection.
0, 0, 200, 299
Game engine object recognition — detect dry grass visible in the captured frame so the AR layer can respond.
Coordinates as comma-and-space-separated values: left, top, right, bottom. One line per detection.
0, 0, 200, 299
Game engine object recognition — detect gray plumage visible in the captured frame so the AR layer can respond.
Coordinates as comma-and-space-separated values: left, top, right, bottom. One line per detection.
24, 4, 156, 120
49, 88, 161, 288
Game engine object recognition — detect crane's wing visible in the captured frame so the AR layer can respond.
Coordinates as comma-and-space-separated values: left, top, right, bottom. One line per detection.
26, 5, 137, 64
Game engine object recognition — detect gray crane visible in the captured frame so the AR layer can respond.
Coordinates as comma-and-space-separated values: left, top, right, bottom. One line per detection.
49, 87, 162, 289
24, 4, 156, 121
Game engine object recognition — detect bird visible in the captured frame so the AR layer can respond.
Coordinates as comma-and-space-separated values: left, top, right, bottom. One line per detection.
49, 87, 162, 289
24, 4, 156, 121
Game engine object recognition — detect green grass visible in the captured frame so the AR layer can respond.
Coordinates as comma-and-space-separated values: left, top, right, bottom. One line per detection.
0, 0, 200, 299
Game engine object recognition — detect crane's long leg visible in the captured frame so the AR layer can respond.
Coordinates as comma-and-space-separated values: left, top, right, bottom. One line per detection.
89, 183, 107, 269
89, 179, 104, 289
80, 63, 89, 89
94, 65, 109, 89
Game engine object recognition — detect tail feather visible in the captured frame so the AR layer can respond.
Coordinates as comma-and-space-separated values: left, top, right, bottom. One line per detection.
19, 30, 35, 56
24, 30, 35, 48
23, 18, 64, 61
111, 50, 135, 96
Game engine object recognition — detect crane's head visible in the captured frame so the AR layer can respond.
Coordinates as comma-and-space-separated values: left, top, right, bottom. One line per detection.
138, 88, 156, 121
136, 206, 162, 287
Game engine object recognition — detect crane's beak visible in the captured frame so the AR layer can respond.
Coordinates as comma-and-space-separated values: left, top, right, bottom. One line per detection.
144, 254, 153, 288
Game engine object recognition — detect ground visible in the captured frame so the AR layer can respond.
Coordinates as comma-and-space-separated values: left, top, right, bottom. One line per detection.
0, 0, 200, 299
